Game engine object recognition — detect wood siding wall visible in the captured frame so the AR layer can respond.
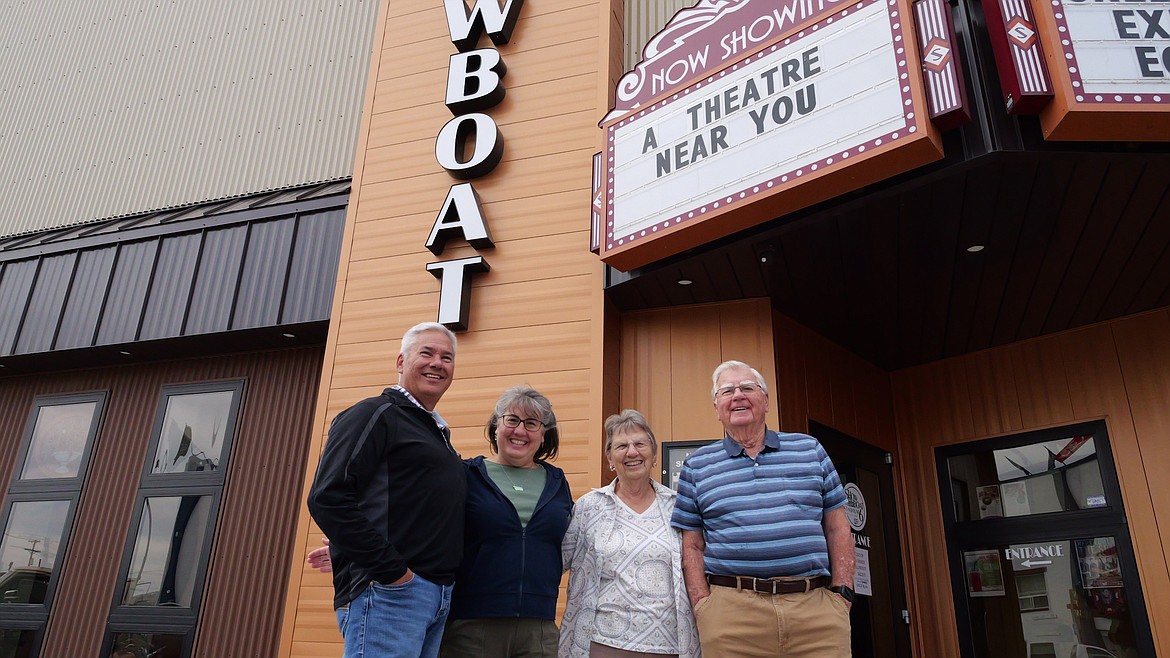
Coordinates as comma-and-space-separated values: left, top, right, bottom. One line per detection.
891, 309, 1170, 658
618, 300, 780, 444
772, 311, 898, 450
278, 0, 614, 653
0, 346, 324, 657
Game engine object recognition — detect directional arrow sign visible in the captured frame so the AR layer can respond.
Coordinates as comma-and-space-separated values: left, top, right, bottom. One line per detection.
1021, 559, 1053, 568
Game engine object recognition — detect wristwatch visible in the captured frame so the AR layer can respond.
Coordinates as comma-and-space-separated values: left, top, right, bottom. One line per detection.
829, 585, 856, 603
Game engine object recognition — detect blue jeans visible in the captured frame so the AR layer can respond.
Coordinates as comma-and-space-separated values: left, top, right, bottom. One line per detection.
336, 575, 454, 658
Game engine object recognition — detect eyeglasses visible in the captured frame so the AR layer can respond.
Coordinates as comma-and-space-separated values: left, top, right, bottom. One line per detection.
500, 414, 544, 432
715, 381, 762, 399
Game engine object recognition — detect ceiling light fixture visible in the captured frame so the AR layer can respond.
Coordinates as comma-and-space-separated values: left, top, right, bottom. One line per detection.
119, 350, 132, 356
677, 278, 693, 286
967, 245, 985, 253
282, 332, 296, 338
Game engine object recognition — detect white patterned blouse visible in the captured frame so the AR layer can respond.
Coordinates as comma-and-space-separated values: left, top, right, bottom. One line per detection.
559, 480, 701, 658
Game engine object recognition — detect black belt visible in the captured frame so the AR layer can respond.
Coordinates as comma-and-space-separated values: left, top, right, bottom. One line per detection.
707, 574, 831, 595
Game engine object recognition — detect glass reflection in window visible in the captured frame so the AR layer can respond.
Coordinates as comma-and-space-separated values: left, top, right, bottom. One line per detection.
150, 391, 234, 475
122, 496, 212, 607
19, 402, 97, 480
110, 632, 183, 658
0, 500, 69, 604
948, 433, 1106, 521
0, 629, 35, 658
963, 537, 1140, 658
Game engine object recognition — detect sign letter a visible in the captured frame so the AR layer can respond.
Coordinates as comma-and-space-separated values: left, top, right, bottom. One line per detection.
427, 183, 496, 255
445, 0, 525, 52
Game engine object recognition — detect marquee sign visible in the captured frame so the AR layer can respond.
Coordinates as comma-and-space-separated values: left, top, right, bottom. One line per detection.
1031, 0, 1170, 139
597, 0, 942, 271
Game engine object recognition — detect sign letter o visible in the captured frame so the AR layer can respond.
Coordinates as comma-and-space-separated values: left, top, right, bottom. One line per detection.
436, 113, 504, 180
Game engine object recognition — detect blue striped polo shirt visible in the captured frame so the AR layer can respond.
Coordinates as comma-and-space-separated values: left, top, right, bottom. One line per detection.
670, 429, 846, 578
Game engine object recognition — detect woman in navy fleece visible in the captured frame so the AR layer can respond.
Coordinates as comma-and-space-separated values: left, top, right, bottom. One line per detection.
439, 384, 573, 657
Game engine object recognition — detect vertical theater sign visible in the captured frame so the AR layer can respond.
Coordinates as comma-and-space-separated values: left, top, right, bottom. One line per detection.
425, 0, 526, 330
594, 0, 945, 270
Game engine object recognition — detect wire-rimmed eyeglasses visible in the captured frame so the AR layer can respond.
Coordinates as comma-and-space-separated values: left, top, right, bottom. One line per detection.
715, 381, 762, 399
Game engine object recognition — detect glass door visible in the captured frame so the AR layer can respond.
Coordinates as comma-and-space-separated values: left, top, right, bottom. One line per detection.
937, 421, 1155, 658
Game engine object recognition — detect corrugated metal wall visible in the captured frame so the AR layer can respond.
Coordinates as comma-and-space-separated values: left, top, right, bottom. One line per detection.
0, 346, 324, 657
0, 205, 345, 357
624, 0, 697, 72
0, 0, 377, 237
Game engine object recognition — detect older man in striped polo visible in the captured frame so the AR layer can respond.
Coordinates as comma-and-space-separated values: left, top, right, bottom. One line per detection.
671, 360, 855, 658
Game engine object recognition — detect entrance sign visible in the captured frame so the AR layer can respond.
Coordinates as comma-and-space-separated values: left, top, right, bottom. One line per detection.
1031, 0, 1170, 139
1005, 542, 1066, 567
598, 0, 942, 271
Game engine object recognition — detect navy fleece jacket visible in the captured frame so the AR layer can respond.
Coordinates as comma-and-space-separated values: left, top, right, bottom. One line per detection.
449, 456, 573, 620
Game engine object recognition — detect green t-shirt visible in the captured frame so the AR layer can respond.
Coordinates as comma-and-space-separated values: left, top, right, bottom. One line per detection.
484, 461, 547, 527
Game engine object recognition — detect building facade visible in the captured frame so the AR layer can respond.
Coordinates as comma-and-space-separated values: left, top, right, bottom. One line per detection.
278, 0, 1170, 657
0, 2, 378, 656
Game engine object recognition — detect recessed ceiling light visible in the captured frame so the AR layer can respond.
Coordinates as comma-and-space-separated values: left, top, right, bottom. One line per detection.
282, 332, 296, 338
119, 350, 132, 356
967, 245, 985, 253
678, 279, 693, 286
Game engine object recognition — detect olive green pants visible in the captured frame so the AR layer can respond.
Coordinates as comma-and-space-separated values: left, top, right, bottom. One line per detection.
440, 617, 559, 658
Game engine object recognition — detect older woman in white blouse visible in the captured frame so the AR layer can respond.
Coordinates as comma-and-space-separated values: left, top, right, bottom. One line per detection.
560, 410, 700, 658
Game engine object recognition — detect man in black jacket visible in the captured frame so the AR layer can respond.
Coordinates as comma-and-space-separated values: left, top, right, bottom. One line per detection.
308, 321, 467, 658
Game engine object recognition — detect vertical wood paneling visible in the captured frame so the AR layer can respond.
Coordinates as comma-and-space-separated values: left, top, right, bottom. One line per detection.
1110, 311, 1170, 640
619, 300, 778, 446
0, 347, 324, 658
668, 309, 722, 440
890, 361, 963, 658
891, 311, 1170, 658
771, 312, 897, 451
620, 310, 676, 441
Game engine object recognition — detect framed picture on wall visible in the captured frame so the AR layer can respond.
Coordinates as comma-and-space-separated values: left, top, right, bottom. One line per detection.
661, 440, 717, 490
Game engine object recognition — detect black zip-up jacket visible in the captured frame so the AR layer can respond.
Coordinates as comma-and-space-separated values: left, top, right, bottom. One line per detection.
449, 456, 572, 621
307, 387, 466, 610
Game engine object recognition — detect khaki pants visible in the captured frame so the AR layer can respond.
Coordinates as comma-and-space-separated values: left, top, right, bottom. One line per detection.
694, 585, 851, 658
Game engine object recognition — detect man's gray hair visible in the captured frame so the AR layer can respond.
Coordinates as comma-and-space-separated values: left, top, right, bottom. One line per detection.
711, 360, 768, 398
400, 322, 457, 357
